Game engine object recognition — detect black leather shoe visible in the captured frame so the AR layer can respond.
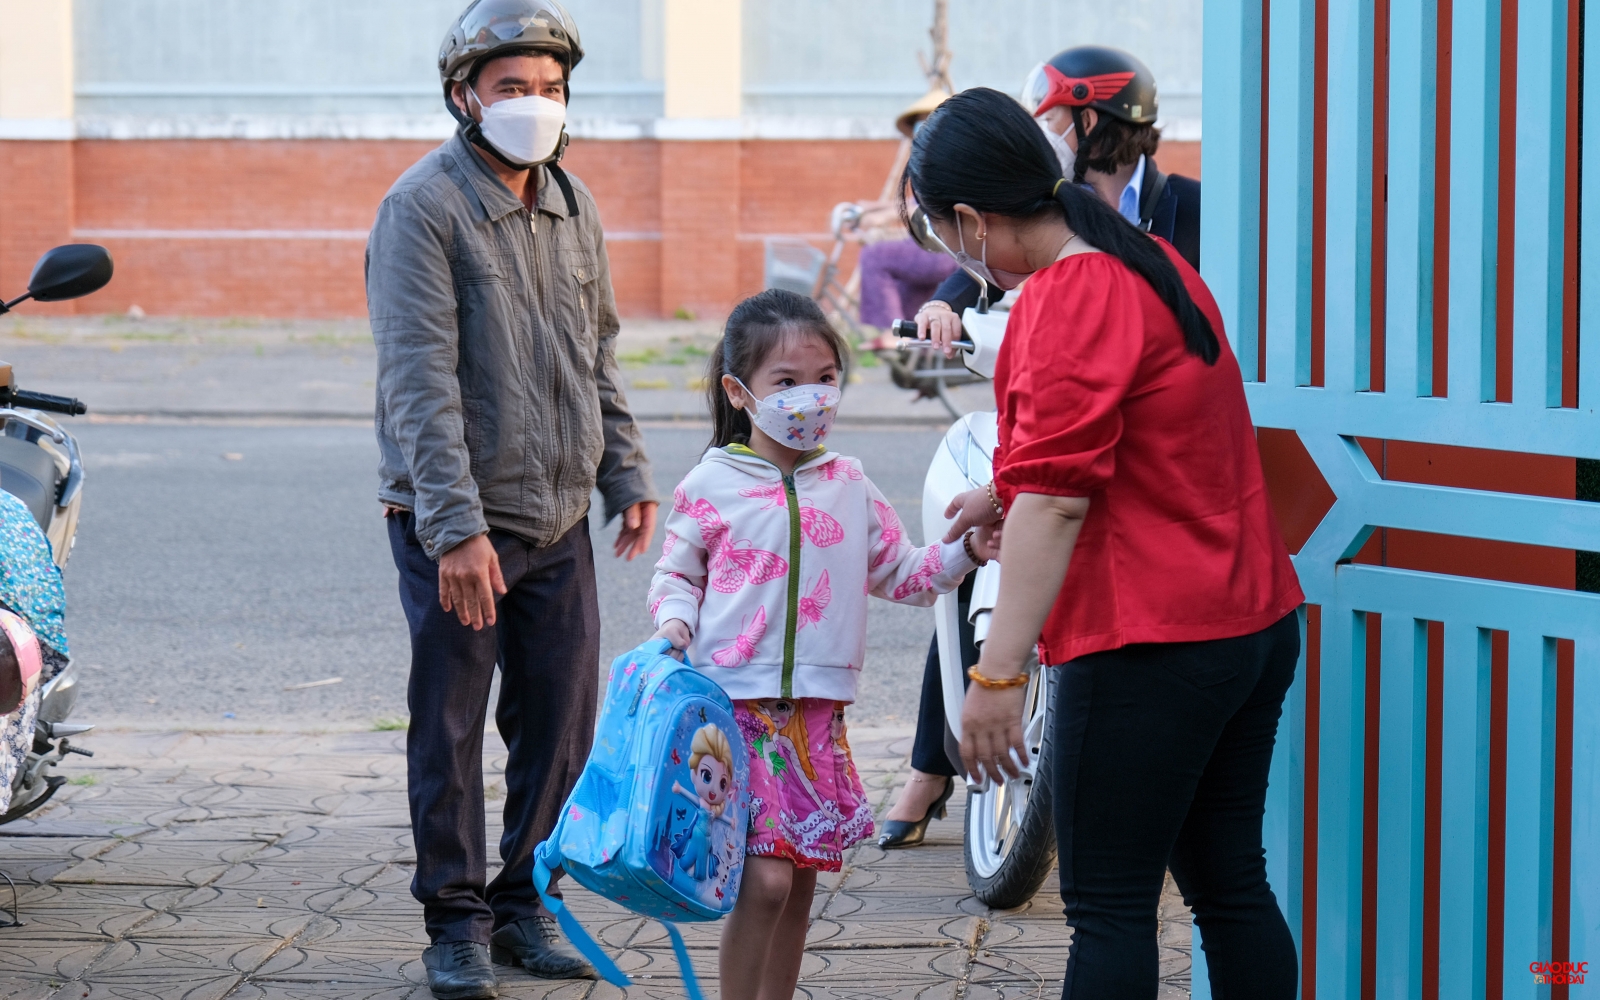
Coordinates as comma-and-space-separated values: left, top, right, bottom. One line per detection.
422, 940, 498, 1000
877, 775, 955, 849
490, 916, 597, 980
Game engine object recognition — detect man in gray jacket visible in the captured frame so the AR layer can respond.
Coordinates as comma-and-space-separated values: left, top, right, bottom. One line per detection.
366, 3, 655, 996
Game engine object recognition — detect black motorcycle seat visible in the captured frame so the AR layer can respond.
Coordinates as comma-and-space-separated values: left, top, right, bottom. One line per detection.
0, 435, 61, 529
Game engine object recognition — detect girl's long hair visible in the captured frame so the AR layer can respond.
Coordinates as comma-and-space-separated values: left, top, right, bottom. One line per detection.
901, 88, 1218, 364
705, 289, 851, 449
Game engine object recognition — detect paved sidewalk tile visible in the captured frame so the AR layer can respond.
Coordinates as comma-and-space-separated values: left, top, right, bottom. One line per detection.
0, 729, 1194, 997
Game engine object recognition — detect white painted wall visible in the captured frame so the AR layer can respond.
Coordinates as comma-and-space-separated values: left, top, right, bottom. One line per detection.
0, 0, 74, 138
66, 0, 1199, 140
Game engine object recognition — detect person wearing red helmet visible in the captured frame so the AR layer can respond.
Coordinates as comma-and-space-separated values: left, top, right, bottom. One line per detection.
908, 46, 1200, 352
1024, 46, 1198, 261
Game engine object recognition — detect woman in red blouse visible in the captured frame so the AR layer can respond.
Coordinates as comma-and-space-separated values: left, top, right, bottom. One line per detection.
907, 89, 1304, 999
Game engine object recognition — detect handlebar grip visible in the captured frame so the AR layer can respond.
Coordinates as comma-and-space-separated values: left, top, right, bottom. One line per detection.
9, 390, 87, 416
890, 319, 918, 337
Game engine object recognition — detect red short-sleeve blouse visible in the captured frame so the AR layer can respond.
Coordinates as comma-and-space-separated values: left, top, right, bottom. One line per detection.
992, 239, 1303, 665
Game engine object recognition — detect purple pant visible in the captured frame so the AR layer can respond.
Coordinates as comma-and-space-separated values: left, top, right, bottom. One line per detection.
858, 236, 958, 328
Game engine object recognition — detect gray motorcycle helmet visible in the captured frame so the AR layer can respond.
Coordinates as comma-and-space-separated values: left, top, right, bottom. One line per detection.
438, 0, 583, 176
439, 0, 583, 92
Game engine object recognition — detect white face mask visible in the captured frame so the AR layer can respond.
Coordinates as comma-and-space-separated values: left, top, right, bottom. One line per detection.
1040, 118, 1077, 178
736, 379, 841, 449
468, 87, 567, 167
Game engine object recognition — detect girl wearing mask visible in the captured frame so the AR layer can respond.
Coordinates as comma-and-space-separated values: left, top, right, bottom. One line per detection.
647, 288, 985, 1000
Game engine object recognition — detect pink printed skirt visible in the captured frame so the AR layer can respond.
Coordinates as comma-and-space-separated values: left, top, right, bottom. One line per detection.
733, 698, 874, 872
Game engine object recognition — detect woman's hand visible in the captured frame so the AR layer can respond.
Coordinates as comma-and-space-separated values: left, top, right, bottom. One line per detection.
943, 486, 1003, 544
959, 682, 1030, 783
652, 619, 692, 659
915, 300, 965, 358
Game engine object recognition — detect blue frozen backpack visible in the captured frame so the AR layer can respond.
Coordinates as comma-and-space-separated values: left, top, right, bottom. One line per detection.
533, 637, 750, 997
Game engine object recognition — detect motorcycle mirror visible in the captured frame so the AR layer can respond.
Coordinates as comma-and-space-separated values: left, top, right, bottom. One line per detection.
25, 244, 114, 304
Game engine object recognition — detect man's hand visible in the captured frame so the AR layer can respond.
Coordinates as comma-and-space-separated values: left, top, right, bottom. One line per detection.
438, 533, 507, 630
652, 618, 692, 660
615, 501, 659, 560
915, 300, 966, 358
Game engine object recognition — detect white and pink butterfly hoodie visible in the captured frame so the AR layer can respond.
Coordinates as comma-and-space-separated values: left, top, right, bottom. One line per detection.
648, 444, 977, 704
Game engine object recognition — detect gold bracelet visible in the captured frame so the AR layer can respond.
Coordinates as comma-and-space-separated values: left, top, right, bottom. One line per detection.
966, 666, 1029, 690
962, 529, 988, 566
986, 481, 1005, 519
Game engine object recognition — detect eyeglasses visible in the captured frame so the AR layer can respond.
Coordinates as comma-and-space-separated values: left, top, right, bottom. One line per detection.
908, 208, 991, 314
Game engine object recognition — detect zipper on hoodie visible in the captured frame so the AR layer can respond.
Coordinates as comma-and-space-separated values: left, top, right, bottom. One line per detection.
720, 444, 823, 698
781, 471, 803, 698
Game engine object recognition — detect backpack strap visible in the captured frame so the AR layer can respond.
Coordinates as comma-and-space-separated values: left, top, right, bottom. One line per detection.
547, 164, 581, 219
532, 849, 631, 988
660, 920, 708, 1000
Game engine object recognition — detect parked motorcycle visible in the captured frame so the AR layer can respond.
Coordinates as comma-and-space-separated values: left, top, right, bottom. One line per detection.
0, 244, 107, 825
901, 297, 1059, 910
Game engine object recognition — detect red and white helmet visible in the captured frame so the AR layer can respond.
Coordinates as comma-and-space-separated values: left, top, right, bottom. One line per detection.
1021, 45, 1159, 124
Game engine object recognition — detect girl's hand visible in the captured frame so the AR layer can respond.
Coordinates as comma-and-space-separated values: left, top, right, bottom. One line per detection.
652, 619, 692, 659
959, 682, 1030, 784
942, 486, 1003, 543
971, 522, 1003, 562
915, 300, 965, 358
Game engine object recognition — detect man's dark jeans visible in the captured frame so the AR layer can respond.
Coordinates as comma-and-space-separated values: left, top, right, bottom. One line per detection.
389, 510, 599, 945
1053, 611, 1301, 1000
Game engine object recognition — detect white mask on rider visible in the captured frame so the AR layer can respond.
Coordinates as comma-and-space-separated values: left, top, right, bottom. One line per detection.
467, 87, 567, 167
1040, 118, 1077, 179
735, 379, 841, 449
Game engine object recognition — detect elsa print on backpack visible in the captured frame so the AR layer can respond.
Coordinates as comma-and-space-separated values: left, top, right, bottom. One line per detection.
654, 720, 741, 900
647, 289, 986, 1000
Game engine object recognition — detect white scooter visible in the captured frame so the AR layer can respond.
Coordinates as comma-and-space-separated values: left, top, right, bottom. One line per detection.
897, 298, 1058, 910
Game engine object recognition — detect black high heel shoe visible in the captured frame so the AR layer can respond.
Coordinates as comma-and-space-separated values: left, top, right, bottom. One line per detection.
876, 776, 955, 849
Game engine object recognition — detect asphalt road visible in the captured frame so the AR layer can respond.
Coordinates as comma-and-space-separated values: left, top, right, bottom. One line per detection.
63, 421, 947, 730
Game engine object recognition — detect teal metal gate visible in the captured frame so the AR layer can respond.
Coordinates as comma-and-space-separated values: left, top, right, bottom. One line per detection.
1201, 0, 1596, 995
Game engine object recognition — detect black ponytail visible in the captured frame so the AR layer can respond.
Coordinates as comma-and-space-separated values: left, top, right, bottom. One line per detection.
705, 288, 851, 450
902, 88, 1218, 365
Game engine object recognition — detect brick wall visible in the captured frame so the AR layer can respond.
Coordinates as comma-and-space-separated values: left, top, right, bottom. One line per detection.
0, 136, 1201, 319
0, 141, 75, 315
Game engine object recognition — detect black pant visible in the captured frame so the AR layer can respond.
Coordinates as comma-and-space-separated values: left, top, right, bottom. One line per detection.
1053, 611, 1300, 1000
389, 511, 600, 944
